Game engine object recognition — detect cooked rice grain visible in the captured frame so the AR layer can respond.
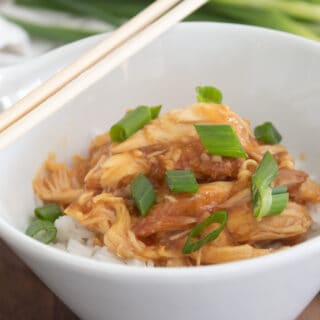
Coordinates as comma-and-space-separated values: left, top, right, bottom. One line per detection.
52, 215, 153, 267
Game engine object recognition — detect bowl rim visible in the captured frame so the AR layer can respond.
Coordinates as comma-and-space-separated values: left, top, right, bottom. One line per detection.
1, 21, 320, 278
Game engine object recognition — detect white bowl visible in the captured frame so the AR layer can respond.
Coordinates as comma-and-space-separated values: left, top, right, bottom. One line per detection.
1, 23, 320, 320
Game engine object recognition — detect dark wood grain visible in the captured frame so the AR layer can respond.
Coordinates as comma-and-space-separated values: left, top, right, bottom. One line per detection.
0, 239, 318, 320
0, 240, 79, 320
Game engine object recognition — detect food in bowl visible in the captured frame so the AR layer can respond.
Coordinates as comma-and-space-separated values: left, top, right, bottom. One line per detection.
28, 86, 320, 267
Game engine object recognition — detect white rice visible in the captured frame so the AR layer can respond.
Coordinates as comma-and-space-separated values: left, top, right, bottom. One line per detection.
51, 215, 153, 267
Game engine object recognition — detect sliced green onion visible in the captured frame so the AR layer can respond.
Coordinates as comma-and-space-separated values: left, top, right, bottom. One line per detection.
166, 170, 199, 193
183, 211, 228, 254
252, 151, 278, 191
251, 151, 286, 219
254, 122, 282, 145
268, 192, 289, 216
252, 186, 273, 219
272, 185, 288, 195
196, 86, 223, 103
110, 105, 162, 142
252, 151, 278, 219
34, 203, 62, 222
149, 105, 162, 119
26, 219, 57, 244
194, 124, 247, 158
131, 174, 156, 216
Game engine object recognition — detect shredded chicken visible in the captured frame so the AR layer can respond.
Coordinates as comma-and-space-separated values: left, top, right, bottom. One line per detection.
111, 103, 257, 153
33, 153, 83, 205
274, 168, 308, 193
134, 182, 234, 237
194, 245, 276, 264
86, 140, 243, 190
86, 103, 255, 190
227, 202, 311, 243
33, 102, 320, 266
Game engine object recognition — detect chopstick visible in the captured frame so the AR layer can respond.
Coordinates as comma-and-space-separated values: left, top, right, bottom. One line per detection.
0, 0, 183, 133
0, 0, 207, 148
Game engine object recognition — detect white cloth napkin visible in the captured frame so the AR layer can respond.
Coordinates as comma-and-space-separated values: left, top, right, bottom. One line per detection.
0, 1, 112, 68
0, 16, 31, 66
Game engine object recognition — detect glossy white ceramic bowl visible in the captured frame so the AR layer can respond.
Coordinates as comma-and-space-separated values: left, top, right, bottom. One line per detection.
1, 23, 320, 320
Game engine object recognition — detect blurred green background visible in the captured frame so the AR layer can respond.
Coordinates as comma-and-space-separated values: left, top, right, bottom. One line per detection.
2, 0, 320, 43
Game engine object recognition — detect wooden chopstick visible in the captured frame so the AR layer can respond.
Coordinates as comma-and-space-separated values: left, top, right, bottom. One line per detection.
0, 0, 207, 149
0, 0, 183, 133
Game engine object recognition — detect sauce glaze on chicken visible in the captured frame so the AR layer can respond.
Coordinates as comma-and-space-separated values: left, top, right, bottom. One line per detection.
33, 103, 320, 266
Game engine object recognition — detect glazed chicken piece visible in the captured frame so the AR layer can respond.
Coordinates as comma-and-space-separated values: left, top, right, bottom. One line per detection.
112, 103, 256, 154
194, 244, 275, 264
65, 189, 276, 265
65, 192, 192, 263
273, 168, 320, 203
88, 132, 112, 168
85, 151, 149, 190
85, 103, 254, 190
64, 191, 116, 236
65, 192, 149, 259
274, 168, 308, 194
227, 202, 312, 243
134, 181, 234, 238
162, 141, 243, 182
247, 144, 289, 162
294, 179, 320, 203
85, 142, 243, 190
33, 153, 84, 205
135, 183, 311, 244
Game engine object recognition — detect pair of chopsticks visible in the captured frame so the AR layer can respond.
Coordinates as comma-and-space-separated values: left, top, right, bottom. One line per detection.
0, 0, 207, 146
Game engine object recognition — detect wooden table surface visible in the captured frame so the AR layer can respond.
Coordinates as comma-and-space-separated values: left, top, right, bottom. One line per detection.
0, 239, 318, 320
